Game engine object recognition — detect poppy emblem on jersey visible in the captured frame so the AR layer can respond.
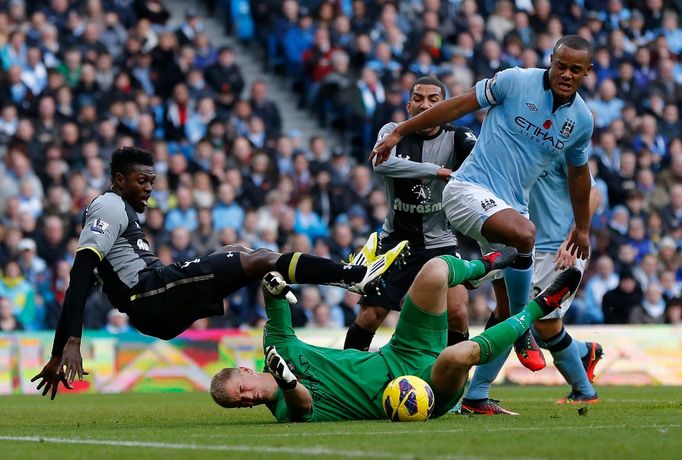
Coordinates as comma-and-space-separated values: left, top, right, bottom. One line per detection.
526, 102, 538, 112
90, 218, 109, 234
560, 119, 575, 138
543, 120, 552, 129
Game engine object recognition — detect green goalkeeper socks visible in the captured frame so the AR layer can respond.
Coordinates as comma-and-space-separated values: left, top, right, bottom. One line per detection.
437, 255, 486, 287
470, 300, 545, 364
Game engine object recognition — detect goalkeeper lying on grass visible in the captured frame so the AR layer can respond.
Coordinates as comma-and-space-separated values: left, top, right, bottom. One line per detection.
210, 249, 581, 422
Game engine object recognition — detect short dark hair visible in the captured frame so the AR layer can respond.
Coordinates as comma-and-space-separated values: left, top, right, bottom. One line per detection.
109, 146, 154, 180
410, 76, 447, 99
553, 35, 594, 61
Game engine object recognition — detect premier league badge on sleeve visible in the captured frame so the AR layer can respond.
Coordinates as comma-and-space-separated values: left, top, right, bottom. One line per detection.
90, 218, 110, 234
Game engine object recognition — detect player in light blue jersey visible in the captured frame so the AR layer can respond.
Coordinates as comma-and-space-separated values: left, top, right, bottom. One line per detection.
371, 36, 594, 371
461, 155, 603, 415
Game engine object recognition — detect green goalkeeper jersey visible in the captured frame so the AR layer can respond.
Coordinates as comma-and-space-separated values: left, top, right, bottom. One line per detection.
262, 290, 463, 421
263, 297, 392, 422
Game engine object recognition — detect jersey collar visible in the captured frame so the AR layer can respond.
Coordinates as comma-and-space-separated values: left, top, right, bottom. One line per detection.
415, 126, 443, 140
543, 70, 576, 110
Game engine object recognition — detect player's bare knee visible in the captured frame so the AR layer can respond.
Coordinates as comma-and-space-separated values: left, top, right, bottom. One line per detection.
414, 258, 449, 292
513, 221, 536, 252
435, 344, 475, 377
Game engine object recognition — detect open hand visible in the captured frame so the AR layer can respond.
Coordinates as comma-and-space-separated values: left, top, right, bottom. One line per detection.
554, 240, 578, 270
59, 337, 88, 384
565, 227, 591, 260
369, 131, 402, 165
436, 167, 453, 182
31, 357, 72, 400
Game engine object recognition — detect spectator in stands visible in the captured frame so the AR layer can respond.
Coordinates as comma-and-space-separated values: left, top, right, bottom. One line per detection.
587, 78, 624, 129
169, 226, 197, 262
633, 253, 661, 291
660, 184, 682, 232
36, 215, 67, 267
603, 267, 643, 324
249, 80, 282, 137
344, 66, 385, 159
0, 259, 37, 329
0, 296, 23, 332
205, 46, 244, 109
104, 308, 132, 334
629, 282, 667, 323
582, 255, 619, 324
626, 217, 653, 262
294, 195, 328, 244
16, 238, 47, 287
212, 183, 244, 232
665, 297, 682, 324
165, 186, 198, 232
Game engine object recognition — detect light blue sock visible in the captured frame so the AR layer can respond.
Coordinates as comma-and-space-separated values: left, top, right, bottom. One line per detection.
503, 265, 534, 314
574, 339, 588, 358
546, 330, 595, 396
464, 346, 511, 400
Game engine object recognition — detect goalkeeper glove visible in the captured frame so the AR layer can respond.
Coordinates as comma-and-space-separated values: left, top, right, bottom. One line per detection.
265, 345, 297, 392
263, 272, 298, 303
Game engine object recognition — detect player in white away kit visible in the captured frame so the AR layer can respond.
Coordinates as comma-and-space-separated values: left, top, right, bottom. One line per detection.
371, 36, 594, 378
461, 155, 604, 414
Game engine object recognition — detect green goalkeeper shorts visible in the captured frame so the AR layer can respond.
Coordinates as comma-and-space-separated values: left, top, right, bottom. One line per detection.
379, 297, 465, 418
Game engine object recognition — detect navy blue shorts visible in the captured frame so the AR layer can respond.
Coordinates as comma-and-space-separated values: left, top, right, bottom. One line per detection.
126, 251, 249, 339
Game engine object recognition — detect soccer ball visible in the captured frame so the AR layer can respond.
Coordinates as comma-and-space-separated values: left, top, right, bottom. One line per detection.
382, 375, 434, 422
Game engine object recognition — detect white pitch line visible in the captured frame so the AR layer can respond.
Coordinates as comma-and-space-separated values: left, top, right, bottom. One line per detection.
194, 423, 682, 438
503, 398, 680, 403
0, 435, 548, 460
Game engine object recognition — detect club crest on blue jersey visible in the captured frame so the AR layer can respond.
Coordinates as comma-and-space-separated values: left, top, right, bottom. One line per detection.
559, 119, 575, 138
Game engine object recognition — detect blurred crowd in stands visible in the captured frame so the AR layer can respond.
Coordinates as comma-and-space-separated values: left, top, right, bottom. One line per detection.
0, 0, 681, 334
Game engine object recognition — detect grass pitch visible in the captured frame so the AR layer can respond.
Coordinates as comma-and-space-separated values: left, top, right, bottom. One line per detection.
1, 386, 680, 460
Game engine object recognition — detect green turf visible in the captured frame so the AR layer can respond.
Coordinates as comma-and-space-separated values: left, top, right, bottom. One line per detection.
1, 386, 680, 460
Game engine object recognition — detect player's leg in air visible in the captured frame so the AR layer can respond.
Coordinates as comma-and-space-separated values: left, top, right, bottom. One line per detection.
214, 236, 409, 297
343, 234, 470, 351
406, 255, 583, 415
126, 236, 409, 340
461, 253, 603, 415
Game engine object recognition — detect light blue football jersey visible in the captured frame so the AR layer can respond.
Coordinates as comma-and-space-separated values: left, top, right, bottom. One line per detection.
529, 155, 596, 253
453, 67, 593, 214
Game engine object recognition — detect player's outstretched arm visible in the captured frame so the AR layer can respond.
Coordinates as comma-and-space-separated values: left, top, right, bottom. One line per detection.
32, 249, 98, 398
265, 346, 312, 419
566, 163, 592, 260
370, 88, 480, 165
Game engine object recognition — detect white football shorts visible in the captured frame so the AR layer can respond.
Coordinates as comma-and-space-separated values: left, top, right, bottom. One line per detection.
532, 251, 587, 319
